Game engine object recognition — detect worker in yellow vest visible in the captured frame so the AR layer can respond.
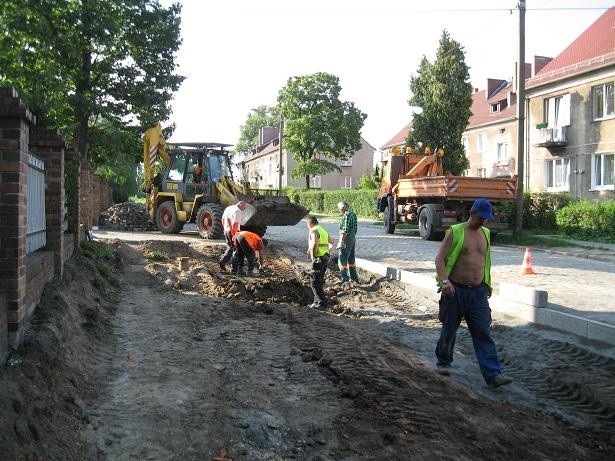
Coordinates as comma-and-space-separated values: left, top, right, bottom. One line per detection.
306, 215, 334, 309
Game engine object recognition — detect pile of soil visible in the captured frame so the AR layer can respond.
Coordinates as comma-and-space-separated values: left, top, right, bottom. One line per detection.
99, 202, 157, 231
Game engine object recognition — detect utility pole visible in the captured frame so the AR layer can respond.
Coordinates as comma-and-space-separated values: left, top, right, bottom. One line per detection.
278, 115, 284, 194
514, 0, 526, 239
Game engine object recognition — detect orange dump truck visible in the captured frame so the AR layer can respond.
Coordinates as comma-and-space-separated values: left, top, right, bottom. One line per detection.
376, 147, 517, 240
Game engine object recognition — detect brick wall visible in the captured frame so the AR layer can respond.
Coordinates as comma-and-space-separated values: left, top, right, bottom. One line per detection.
0, 87, 35, 347
30, 128, 66, 278
25, 251, 54, 317
0, 86, 113, 359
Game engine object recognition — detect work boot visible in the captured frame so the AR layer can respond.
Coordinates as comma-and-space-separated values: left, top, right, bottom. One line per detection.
218, 261, 226, 271
486, 374, 513, 388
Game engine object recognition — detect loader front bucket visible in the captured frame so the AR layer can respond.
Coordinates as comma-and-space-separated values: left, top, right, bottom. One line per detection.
239, 195, 308, 228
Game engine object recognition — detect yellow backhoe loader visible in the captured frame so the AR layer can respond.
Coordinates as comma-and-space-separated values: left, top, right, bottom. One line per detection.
143, 124, 307, 239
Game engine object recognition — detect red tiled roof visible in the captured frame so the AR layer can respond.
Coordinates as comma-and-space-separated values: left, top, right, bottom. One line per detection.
527, 7, 615, 88
380, 121, 412, 149
467, 87, 517, 129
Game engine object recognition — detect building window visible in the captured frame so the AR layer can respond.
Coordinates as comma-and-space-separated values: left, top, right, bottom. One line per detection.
477, 168, 486, 178
310, 175, 322, 189
543, 93, 570, 128
546, 158, 570, 190
591, 153, 614, 189
462, 136, 469, 155
592, 83, 614, 120
496, 143, 508, 164
476, 133, 486, 152
340, 157, 352, 167
341, 176, 352, 189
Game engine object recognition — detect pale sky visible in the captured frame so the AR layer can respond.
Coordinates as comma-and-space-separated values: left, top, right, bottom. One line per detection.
164, 0, 612, 150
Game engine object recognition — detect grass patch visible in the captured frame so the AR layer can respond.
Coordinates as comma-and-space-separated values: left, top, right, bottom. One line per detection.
495, 231, 575, 248
144, 250, 167, 262
129, 195, 147, 205
80, 240, 115, 258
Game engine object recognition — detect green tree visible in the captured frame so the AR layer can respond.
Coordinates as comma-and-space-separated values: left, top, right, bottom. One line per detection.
277, 72, 367, 189
407, 30, 473, 175
0, 0, 184, 187
234, 105, 279, 155
358, 174, 378, 190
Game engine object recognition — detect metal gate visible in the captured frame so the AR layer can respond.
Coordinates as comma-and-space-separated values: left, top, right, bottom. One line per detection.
26, 153, 46, 254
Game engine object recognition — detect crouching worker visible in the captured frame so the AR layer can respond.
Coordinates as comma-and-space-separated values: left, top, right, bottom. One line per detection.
306, 215, 334, 310
233, 230, 267, 276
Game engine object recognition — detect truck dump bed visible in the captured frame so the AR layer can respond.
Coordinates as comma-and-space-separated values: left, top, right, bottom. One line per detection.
395, 174, 517, 201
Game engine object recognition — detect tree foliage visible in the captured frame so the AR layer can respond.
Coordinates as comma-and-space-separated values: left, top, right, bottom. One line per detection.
234, 105, 279, 155
0, 0, 184, 189
407, 30, 473, 175
277, 72, 367, 188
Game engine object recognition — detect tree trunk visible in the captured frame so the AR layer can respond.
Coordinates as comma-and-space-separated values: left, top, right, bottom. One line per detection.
305, 175, 310, 189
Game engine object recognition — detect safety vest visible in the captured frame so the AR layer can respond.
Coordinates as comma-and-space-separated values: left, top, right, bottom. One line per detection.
313, 225, 330, 257
436, 223, 492, 288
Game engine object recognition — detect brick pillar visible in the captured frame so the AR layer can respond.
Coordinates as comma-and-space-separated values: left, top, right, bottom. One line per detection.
30, 128, 66, 278
80, 162, 92, 238
65, 149, 81, 249
92, 174, 101, 226
0, 87, 36, 346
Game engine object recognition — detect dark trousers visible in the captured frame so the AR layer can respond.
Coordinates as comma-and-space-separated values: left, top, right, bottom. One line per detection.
233, 234, 256, 271
220, 230, 235, 264
338, 234, 358, 282
435, 283, 502, 382
311, 254, 330, 306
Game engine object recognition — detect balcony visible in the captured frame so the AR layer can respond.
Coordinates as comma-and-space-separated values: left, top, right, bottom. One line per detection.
534, 126, 568, 148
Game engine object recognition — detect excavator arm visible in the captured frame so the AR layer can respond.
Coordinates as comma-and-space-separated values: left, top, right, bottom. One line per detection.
143, 123, 170, 191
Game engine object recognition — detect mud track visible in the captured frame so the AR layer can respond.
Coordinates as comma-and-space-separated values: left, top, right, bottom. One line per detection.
2, 237, 614, 460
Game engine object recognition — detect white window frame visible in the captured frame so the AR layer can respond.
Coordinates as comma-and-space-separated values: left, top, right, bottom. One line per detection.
592, 82, 615, 121
496, 143, 508, 165
591, 153, 614, 190
545, 157, 570, 191
476, 132, 486, 153
310, 175, 322, 189
544, 93, 571, 128
340, 157, 352, 167
477, 168, 486, 178
462, 136, 469, 156
341, 176, 352, 189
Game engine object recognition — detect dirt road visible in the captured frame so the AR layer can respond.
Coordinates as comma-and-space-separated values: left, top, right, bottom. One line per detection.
1, 237, 614, 460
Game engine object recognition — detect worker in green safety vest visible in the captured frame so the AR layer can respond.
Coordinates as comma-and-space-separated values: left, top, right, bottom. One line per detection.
306, 215, 334, 310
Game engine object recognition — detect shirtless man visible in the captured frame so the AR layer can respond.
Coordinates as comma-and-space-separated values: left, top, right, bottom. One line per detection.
434, 198, 512, 388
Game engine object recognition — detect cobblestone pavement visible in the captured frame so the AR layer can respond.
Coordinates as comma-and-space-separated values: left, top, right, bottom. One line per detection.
264, 220, 615, 327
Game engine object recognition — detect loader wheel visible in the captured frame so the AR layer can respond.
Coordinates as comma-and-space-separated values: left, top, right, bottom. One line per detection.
156, 201, 183, 234
196, 203, 223, 239
418, 207, 436, 241
383, 196, 395, 235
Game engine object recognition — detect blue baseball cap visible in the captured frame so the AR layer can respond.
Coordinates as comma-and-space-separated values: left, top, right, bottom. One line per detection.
471, 199, 494, 221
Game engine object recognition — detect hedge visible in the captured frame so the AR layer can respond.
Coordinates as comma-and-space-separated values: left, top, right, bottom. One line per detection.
282, 187, 379, 218
502, 191, 573, 230
556, 200, 615, 241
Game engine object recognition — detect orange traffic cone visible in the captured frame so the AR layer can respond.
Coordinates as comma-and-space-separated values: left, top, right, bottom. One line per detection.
520, 247, 536, 275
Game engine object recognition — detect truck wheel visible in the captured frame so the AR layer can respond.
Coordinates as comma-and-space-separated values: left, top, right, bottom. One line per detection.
418, 207, 436, 241
383, 205, 396, 234
156, 201, 183, 234
196, 203, 223, 239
